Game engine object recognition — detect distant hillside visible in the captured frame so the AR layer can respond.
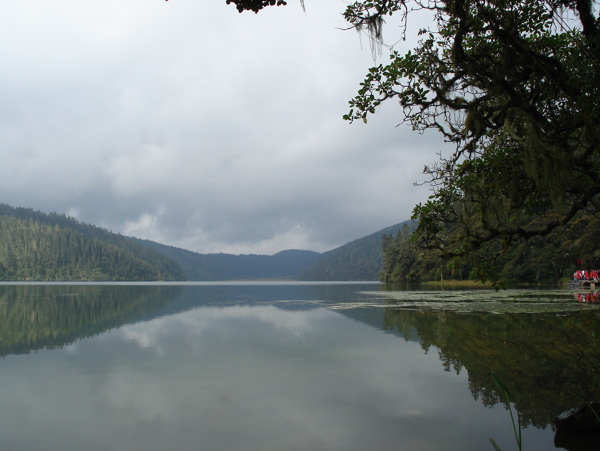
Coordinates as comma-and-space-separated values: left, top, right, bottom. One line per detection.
0, 202, 414, 282
134, 239, 321, 281
298, 221, 416, 281
137, 221, 416, 281
0, 204, 186, 281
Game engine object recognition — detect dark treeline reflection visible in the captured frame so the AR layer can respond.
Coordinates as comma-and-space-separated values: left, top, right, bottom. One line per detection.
382, 306, 600, 429
0, 284, 182, 357
0, 283, 381, 359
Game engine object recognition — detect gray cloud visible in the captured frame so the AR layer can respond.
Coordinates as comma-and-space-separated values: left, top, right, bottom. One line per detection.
0, 1, 448, 254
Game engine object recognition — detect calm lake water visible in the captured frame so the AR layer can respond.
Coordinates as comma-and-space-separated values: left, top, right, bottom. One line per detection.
0, 282, 598, 451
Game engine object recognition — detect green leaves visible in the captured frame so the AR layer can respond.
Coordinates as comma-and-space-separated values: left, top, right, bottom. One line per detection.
344, 45, 439, 126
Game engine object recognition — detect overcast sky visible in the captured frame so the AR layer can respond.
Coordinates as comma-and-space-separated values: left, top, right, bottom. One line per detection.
0, 0, 448, 255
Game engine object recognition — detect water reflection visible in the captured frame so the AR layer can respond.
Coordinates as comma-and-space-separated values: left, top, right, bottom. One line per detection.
0, 283, 597, 450
380, 306, 600, 429
0, 283, 382, 358
1, 300, 496, 451
0, 284, 182, 357
574, 291, 600, 303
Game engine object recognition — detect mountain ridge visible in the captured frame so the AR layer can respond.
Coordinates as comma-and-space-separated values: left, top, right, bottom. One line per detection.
0, 203, 186, 281
297, 221, 416, 281
132, 238, 322, 281
136, 220, 415, 281
0, 202, 411, 281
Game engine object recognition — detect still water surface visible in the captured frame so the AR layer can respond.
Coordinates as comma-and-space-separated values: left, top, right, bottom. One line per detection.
0, 282, 598, 450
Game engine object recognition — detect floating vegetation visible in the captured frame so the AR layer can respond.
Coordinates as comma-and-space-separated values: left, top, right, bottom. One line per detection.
324, 289, 600, 314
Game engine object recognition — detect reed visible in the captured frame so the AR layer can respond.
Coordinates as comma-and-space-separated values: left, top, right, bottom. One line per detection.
487, 371, 522, 451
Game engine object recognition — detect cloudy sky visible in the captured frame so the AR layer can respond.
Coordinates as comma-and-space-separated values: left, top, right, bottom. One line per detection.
0, 0, 447, 255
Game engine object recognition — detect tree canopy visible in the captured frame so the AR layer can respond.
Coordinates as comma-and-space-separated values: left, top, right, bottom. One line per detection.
229, 0, 600, 284
343, 0, 600, 284
227, 0, 599, 284
0, 204, 186, 281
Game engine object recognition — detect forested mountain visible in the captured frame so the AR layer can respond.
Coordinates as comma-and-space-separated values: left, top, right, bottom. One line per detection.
135, 238, 321, 280
0, 204, 186, 281
0, 202, 416, 282
298, 221, 416, 281
136, 222, 415, 281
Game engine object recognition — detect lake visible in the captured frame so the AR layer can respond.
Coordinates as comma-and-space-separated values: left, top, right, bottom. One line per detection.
0, 282, 598, 451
